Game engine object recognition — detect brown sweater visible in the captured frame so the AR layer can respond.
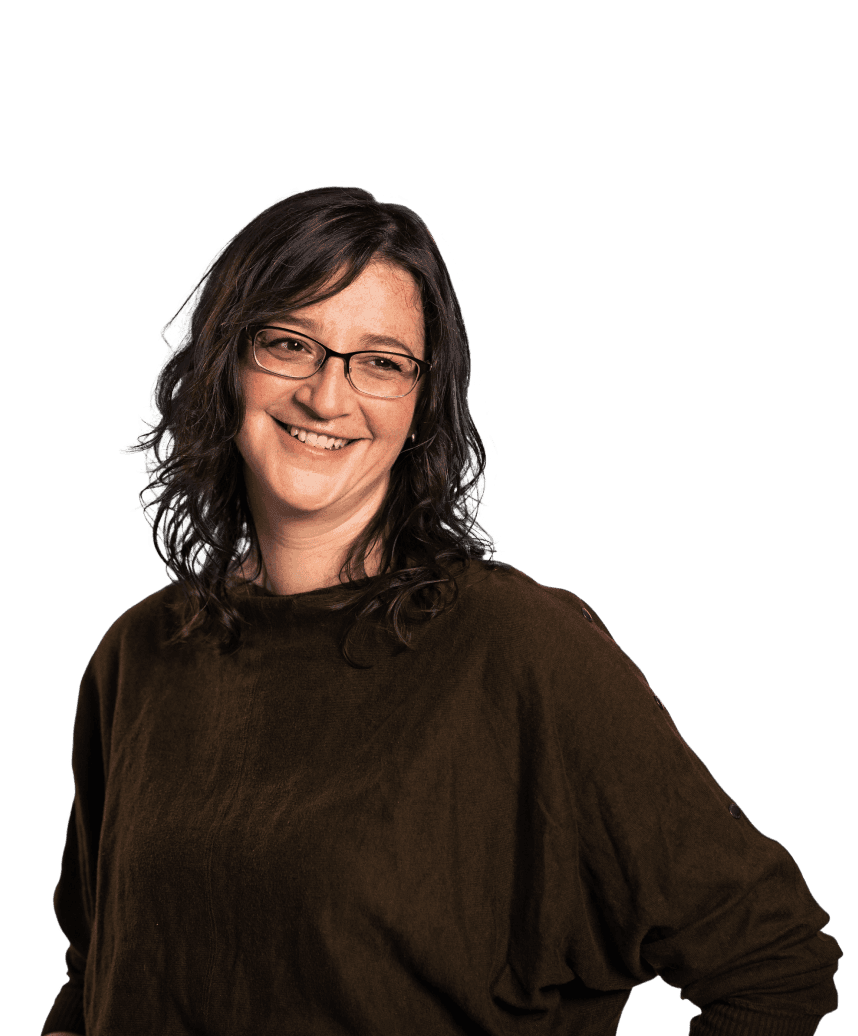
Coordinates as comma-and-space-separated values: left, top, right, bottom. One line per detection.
42, 560, 841, 1035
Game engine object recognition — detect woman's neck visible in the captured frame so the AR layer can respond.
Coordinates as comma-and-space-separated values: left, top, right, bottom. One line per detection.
239, 522, 385, 597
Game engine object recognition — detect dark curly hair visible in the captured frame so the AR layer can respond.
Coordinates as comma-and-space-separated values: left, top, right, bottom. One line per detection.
130, 186, 496, 666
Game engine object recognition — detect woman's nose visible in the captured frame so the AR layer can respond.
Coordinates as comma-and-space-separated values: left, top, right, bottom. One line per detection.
294, 353, 353, 414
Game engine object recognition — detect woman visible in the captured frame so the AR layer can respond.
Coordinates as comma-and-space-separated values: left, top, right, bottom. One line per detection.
43, 187, 841, 1036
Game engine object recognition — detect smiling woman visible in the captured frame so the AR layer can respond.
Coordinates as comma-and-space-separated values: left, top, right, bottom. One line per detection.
234, 260, 431, 597
41, 188, 840, 1036
128, 186, 493, 660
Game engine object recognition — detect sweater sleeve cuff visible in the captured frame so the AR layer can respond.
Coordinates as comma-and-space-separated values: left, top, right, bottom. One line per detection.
690, 1001, 824, 1035
41, 982, 85, 1036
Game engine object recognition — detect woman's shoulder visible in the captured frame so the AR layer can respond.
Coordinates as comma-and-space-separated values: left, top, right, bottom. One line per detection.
88, 581, 189, 660
451, 557, 654, 690
457, 558, 615, 640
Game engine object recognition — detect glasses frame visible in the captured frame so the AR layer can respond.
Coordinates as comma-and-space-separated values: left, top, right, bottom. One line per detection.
249, 325, 432, 400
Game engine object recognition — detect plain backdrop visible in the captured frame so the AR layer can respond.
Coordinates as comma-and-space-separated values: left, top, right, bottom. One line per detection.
3, 1, 855, 1033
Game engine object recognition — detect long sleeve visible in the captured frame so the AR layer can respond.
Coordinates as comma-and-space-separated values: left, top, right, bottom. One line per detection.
41, 651, 110, 1036
538, 593, 842, 1034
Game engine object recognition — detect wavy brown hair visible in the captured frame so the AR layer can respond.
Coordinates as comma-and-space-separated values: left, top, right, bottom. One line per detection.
129, 186, 497, 666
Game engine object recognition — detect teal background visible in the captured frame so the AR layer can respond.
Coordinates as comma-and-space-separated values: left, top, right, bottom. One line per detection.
6, 3, 854, 1032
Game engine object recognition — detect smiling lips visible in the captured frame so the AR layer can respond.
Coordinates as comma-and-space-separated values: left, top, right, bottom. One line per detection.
277, 419, 355, 452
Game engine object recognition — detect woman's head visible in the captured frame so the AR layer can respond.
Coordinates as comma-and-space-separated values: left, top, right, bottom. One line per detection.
236, 257, 427, 540
134, 186, 493, 661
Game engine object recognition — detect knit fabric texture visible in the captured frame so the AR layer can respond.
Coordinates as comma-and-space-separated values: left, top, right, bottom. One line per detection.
42, 559, 841, 1035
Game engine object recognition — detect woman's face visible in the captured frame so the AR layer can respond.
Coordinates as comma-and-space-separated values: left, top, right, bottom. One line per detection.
235, 259, 426, 527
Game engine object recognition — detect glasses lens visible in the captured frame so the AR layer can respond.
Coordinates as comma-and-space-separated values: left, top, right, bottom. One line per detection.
254, 329, 322, 376
253, 330, 420, 398
350, 352, 419, 398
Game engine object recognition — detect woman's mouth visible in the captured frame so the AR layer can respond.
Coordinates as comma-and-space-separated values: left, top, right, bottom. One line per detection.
274, 418, 356, 452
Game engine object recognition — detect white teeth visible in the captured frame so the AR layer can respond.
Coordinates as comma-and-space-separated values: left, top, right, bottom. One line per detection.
285, 424, 350, 451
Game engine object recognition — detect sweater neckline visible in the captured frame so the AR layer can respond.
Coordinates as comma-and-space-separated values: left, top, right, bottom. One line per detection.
231, 576, 385, 600
226, 557, 486, 607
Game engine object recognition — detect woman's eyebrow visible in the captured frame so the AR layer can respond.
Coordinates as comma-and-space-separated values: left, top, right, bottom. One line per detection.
274, 315, 417, 357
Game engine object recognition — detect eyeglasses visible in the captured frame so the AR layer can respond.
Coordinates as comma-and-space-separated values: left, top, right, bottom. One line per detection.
250, 326, 431, 399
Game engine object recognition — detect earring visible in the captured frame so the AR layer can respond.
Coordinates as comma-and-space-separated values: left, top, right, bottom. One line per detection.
410, 432, 416, 443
